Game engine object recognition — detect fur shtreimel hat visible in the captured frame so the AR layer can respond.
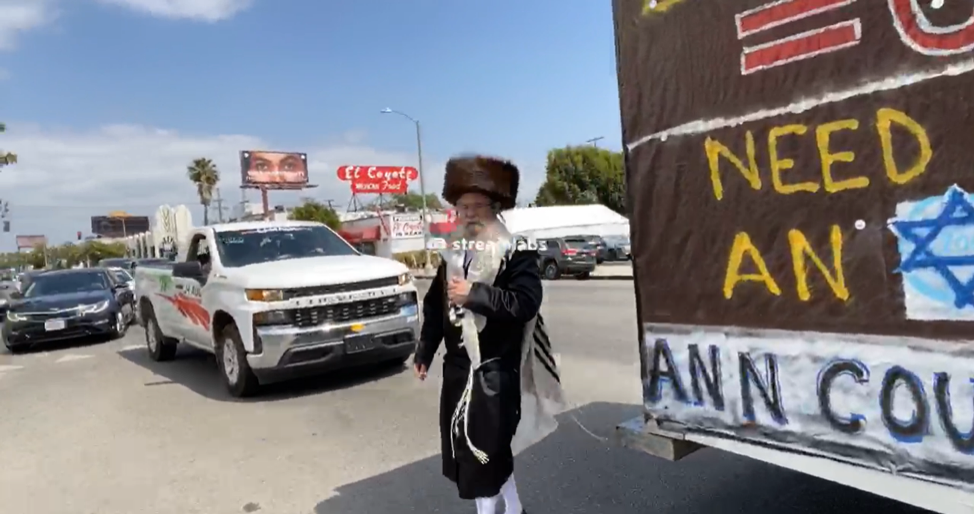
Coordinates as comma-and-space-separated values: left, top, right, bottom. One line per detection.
443, 155, 520, 210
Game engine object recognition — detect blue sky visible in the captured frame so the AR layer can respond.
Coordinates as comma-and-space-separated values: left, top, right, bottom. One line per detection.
0, 0, 622, 249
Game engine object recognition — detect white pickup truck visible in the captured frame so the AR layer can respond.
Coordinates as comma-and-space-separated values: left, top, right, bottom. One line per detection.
134, 220, 420, 397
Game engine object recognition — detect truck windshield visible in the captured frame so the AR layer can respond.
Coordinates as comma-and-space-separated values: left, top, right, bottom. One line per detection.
215, 225, 357, 267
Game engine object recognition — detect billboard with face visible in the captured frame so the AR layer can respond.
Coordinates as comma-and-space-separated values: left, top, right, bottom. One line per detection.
240, 151, 309, 188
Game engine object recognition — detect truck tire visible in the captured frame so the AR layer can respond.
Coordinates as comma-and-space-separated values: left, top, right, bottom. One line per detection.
542, 261, 560, 280
144, 306, 178, 362
217, 323, 259, 398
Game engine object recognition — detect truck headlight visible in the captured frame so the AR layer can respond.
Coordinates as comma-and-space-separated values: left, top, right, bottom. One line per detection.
254, 310, 291, 326
246, 289, 284, 302
398, 273, 412, 286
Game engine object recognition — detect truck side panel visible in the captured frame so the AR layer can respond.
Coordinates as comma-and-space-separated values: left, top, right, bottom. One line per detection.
614, 0, 974, 492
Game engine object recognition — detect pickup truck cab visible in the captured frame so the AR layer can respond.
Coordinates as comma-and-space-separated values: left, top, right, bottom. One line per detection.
134, 220, 420, 397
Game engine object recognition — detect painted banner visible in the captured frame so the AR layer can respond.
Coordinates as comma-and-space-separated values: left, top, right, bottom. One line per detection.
645, 324, 974, 486
337, 165, 418, 194
240, 151, 308, 188
15, 235, 46, 249
614, 0, 974, 487
390, 213, 424, 238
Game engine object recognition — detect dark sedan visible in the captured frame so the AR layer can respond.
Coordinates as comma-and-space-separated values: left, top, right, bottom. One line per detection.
3, 268, 135, 352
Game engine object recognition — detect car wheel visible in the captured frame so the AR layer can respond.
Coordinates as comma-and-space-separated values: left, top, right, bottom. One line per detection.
110, 310, 127, 340
144, 306, 178, 361
543, 261, 560, 280
217, 323, 259, 398
608, 249, 618, 261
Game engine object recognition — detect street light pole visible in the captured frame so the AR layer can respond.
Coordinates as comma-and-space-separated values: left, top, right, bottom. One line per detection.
381, 108, 433, 272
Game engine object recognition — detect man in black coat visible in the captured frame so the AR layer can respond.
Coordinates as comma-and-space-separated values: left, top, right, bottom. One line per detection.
414, 155, 541, 514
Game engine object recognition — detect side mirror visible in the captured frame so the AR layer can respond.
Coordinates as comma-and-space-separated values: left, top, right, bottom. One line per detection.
172, 261, 203, 279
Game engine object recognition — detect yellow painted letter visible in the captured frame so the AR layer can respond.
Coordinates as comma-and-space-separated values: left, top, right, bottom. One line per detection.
788, 225, 849, 301
706, 132, 761, 201
876, 108, 931, 185
769, 124, 819, 194
723, 232, 782, 299
816, 119, 869, 193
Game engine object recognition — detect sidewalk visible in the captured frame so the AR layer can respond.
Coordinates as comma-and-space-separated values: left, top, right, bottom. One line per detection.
410, 263, 633, 280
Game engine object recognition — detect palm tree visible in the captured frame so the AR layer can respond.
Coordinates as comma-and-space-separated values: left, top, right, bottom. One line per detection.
186, 158, 220, 225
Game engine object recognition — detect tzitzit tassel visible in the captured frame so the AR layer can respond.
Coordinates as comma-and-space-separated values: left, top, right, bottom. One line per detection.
449, 368, 490, 464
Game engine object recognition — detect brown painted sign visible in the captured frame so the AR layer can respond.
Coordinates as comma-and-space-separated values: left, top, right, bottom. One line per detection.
615, 0, 974, 338
616, 0, 974, 488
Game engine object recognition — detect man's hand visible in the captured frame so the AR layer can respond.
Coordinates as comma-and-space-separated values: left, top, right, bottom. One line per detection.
447, 277, 471, 305
414, 363, 428, 381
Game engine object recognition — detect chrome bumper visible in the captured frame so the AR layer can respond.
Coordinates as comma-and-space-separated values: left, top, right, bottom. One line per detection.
247, 305, 420, 371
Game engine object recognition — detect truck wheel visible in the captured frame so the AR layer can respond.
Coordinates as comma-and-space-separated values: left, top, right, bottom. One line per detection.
543, 261, 560, 280
217, 324, 259, 398
144, 306, 177, 362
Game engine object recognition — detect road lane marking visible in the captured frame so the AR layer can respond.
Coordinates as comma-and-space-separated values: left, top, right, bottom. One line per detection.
120, 344, 142, 351
54, 354, 94, 363
0, 364, 23, 372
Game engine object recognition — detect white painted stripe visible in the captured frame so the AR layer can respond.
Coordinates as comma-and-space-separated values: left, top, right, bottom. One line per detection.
735, 0, 856, 39
0, 364, 23, 372
626, 57, 974, 150
120, 344, 143, 351
740, 19, 861, 75
55, 354, 94, 363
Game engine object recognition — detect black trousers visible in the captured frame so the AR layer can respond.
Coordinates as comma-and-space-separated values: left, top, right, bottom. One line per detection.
439, 358, 521, 500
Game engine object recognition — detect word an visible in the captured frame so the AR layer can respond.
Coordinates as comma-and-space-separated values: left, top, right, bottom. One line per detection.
724, 224, 847, 301
706, 107, 930, 200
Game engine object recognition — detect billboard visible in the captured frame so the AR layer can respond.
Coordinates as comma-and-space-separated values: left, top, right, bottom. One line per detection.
616, 0, 974, 487
240, 150, 308, 188
90, 215, 150, 238
15, 235, 46, 249
337, 165, 418, 194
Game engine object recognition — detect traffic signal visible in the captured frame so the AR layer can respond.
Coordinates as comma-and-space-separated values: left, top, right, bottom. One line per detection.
77, 231, 82, 240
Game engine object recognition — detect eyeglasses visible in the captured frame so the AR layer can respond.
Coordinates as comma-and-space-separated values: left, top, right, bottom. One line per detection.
455, 202, 491, 213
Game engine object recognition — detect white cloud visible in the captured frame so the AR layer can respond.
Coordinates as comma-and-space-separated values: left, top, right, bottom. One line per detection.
94, 0, 254, 21
0, 123, 437, 248
0, 0, 56, 50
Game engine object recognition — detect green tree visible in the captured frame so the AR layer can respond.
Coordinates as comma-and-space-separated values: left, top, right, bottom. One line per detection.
534, 145, 626, 215
186, 158, 220, 225
28, 244, 46, 269
0, 123, 16, 168
289, 199, 341, 230
370, 192, 442, 211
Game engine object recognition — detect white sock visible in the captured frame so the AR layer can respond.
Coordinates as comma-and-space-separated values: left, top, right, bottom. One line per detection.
501, 474, 522, 514
475, 494, 499, 514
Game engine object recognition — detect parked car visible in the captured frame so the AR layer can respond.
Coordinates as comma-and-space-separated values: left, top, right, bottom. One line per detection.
108, 267, 135, 290
566, 235, 607, 264
3, 268, 135, 352
98, 258, 135, 270
537, 237, 598, 280
134, 220, 420, 397
602, 235, 631, 261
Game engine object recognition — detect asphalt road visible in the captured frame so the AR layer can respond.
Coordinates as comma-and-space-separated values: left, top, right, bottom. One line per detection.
0, 281, 928, 514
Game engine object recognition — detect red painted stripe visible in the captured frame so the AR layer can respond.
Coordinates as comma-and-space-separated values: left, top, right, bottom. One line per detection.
889, 0, 974, 54
738, 0, 848, 36
742, 22, 858, 74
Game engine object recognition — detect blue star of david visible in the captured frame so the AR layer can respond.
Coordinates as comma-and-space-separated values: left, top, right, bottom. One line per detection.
892, 186, 974, 308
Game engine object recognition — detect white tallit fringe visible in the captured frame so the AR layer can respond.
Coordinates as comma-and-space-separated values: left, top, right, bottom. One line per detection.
441, 223, 568, 464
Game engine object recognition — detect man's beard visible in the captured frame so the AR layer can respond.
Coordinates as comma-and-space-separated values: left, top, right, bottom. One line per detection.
464, 221, 484, 238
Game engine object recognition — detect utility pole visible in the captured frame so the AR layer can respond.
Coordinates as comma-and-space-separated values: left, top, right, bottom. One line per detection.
213, 189, 226, 222
586, 136, 605, 147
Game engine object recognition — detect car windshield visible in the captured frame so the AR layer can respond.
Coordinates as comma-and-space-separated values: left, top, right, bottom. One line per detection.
215, 225, 358, 268
113, 269, 132, 282
25, 272, 110, 297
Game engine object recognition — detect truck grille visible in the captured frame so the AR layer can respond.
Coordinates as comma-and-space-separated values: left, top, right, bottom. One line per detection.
292, 296, 400, 327
283, 276, 399, 299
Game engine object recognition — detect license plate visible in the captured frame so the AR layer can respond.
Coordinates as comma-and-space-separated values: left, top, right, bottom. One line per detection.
44, 319, 66, 331
344, 334, 376, 354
